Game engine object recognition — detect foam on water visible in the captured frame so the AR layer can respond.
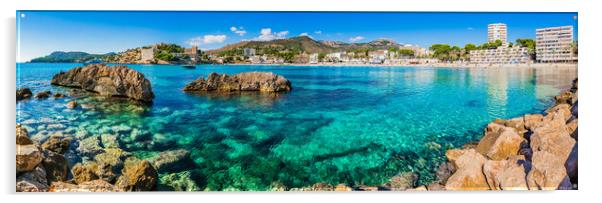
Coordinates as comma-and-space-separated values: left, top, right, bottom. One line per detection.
16, 63, 576, 190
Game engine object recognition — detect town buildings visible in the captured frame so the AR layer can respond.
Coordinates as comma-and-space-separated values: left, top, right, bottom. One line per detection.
184, 46, 199, 61
535, 25, 576, 63
243, 48, 256, 57
140, 47, 155, 62
488, 23, 508, 45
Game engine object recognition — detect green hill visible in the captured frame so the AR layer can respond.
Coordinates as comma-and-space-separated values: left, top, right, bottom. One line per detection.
30, 51, 109, 63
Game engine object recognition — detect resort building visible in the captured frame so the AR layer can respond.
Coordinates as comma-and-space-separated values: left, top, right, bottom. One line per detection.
140, 47, 155, 62
535, 25, 577, 63
243, 48, 256, 57
309, 53, 319, 64
469, 46, 531, 64
488, 23, 508, 45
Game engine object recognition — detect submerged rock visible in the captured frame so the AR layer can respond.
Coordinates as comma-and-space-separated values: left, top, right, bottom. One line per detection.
41, 135, 72, 154
65, 101, 79, 109
158, 170, 201, 191
383, 172, 418, 191
149, 149, 190, 173
71, 162, 100, 184
35, 91, 52, 99
183, 72, 292, 92
16, 88, 33, 101
51, 64, 154, 102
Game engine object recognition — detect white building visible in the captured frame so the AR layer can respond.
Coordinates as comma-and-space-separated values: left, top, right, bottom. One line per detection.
535, 25, 576, 63
488, 23, 508, 45
469, 46, 531, 64
243, 48, 256, 57
309, 53, 319, 64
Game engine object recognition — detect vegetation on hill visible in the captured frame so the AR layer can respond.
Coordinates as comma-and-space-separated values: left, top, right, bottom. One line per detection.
30, 51, 109, 63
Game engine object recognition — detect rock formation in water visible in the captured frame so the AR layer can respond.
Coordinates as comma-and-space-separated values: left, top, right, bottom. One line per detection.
183, 72, 292, 92
16, 88, 33, 101
429, 78, 579, 191
51, 64, 154, 102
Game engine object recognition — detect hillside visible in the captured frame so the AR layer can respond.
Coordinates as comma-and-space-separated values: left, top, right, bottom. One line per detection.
30, 51, 110, 63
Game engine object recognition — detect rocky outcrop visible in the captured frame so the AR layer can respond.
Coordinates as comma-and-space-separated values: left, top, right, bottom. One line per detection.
16, 88, 33, 101
49, 180, 122, 192
16, 166, 49, 192
51, 64, 154, 102
35, 90, 52, 99
439, 78, 578, 190
183, 72, 292, 92
16, 144, 43, 172
382, 172, 418, 191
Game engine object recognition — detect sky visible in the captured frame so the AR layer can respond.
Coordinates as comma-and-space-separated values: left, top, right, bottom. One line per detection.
17, 11, 578, 62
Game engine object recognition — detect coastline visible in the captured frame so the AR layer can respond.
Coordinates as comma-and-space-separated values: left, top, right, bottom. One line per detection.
214, 62, 578, 69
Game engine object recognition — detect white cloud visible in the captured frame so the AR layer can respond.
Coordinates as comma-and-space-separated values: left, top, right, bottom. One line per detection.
314, 30, 322, 34
230, 26, 247, 36
299, 32, 310, 36
349, 36, 365, 42
467, 27, 474, 31
254, 28, 289, 41
187, 35, 227, 46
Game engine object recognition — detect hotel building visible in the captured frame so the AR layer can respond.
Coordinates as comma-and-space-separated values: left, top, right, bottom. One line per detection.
469, 46, 531, 64
488, 23, 508, 45
535, 25, 576, 62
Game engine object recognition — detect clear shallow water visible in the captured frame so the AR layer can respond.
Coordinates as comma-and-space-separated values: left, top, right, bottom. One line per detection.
16, 63, 577, 190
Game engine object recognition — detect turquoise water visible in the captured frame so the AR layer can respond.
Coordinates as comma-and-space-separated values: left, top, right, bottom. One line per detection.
16, 63, 576, 190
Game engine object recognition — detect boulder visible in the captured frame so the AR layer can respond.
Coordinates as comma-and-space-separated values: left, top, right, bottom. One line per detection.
49, 180, 122, 192
149, 149, 190, 173
523, 114, 544, 131
482, 156, 528, 190
16, 144, 43, 172
71, 162, 100, 184
35, 90, 52, 99
435, 161, 456, 185
93, 148, 130, 183
51, 64, 154, 102
115, 158, 158, 191
334, 184, 353, 191
444, 149, 466, 166
530, 112, 575, 163
183, 72, 292, 92
53, 92, 65, 98
445, 149, 489, 190
16, 166, 49, 192
16, 124, 33, 145
527, 151, 571, 190
16, 88, 33, 101
475, 123, 523, 160
41, 151, 68, 182
41, 135, 72, 154
565, 143, 578, 184
384, 172, 418, 191
77, 136, 104, 156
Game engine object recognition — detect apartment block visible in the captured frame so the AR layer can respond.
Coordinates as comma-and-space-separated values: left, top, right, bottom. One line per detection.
535, 25, 576, 62
469, 46, 530, 64
488, 23, 507, 45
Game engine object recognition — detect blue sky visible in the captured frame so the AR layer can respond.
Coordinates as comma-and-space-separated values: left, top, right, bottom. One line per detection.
17, 11, 577, 62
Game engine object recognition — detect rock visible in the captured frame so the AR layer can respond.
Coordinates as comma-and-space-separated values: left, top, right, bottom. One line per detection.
183, 72, 292, 92
51, 64, 154, 102
445, 149, 466, 166
435, 162, 456, 184
149, 149, 190, 173
53, 92, 65, 98
571, 102, 578, 118
567, 118, 578, 140
384, 172, 418, 191
65, 101, 78, 109
93, 148, 130, 183
545, 104, 572, 122
475, 123, 523, 160
41, 135, 72, 154
49, 180, 122, 192
527, 151, 571, 190
158, 171, 201, 191
426, 183, 446, 191
565, 143, 578, 184
77, 136, 104, 156
17, 88, 33, 101
445, 149, 489, 190
16, 124, 33, 145
334, 184, 353, 191
409, 185, 428, 191
41, 151, 68, 182
523, 114, 544, 131
530, 112, 575, 163
35, 90, 52, 99
482, 156, 528, 190
554, 91, 575, 105
16, 166, 49, 192
71, 162, 100, 184
310, 183, 334, 191
356, 185, 379, 191
16, 144, 43, 172
115, 158, 158, 191
100, 134, 120, 148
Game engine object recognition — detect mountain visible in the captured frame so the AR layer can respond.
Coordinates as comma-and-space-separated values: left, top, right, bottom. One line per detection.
30, 51, 109, 63
208, 36, 405, 55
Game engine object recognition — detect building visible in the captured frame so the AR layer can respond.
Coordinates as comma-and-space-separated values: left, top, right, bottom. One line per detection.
535, 25, 576, 63
184, 46, 199, 61
326, 52, 344, 62
309, 53, 319, 64
488, 23, 508, 45
469, 46, 531, 64
243, 48, 256, 57
140, 47, 155, 62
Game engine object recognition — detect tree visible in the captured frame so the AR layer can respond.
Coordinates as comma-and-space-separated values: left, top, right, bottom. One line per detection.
318, 53, 326, 61
464, 44, 477, 51
515, 38, 536, 60
398, 49, 415, 57
429, 44, 452, 61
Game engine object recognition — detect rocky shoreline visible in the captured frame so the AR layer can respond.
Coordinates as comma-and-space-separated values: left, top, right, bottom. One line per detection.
16, 63, 577, 192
